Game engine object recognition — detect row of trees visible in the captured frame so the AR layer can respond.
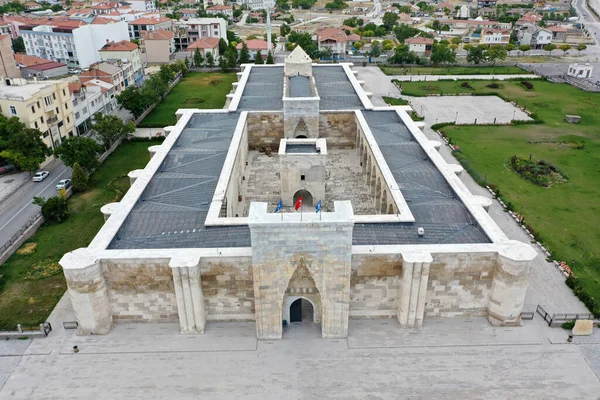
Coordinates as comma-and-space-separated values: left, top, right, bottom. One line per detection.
116, 61, 188, 119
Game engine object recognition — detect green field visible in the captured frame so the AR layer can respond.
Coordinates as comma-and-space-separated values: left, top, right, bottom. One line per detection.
400, 79, 600, 307
380, 65, 528, 76
396, 79, 542, 97
139, 72, 237, 128
0, 141, 155, 330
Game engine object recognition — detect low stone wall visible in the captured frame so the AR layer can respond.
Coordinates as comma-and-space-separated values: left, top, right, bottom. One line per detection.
319, 112, 357, 149
246, 112, 284, 150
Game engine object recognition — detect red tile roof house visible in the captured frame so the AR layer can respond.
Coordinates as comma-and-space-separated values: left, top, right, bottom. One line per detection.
316, 27, 360, 60
15, 53, 69, 78
405, 36, 434, 57
236, 39, 272, 59
185, 37, 220, 65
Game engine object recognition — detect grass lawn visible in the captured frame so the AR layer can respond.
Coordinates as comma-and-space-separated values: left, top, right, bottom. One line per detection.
139, 72, 236, 128
380, 65, 527, 76
400, 79, 600, 302
381, 96, 409, 105
397, 79, 542, 97
0, 141, 154, 330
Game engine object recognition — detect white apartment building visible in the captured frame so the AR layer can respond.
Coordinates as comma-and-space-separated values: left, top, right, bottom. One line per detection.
69, 82, 107, 135
98, 40, 144, 87
127, 0, 156, 12
173, 17, 227, 51
21, 17, 130, 69
480, 28, 510, 45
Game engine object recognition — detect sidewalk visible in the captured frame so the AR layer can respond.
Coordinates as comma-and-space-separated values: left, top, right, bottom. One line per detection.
391, 74, 539, 81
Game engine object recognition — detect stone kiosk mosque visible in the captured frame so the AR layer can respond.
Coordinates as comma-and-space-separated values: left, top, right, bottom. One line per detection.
60, 47, 537, 340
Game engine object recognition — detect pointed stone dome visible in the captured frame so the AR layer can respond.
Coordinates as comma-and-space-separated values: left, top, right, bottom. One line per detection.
284, 45, 312, 77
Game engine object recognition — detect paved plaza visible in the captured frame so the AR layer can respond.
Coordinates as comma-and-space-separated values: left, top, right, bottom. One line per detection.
1, 296, 599, 400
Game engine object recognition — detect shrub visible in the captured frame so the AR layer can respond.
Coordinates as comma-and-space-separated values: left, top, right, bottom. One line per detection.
509, 155, 567, 187
562, 320, 575, 330
71, 162, 89, 193
486, 83, 501, 89
520, 81, 534, 90
32, 194, 69, 223
460, 82, 473, 89
566, 275, 600, 317
183, 97, 205, 104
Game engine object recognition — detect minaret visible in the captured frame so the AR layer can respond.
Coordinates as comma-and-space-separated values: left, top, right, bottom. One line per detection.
266, 6, 272, 55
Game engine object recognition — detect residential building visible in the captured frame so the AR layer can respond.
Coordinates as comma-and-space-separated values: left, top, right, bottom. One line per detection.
519, 27, 552, 48
16, 53, 68, 78
185, 37, 219, 61
480, 28, 511, 45
477, 0, 496, 7
456, 5, 470, 18
236, 39, 272, 59
127, 0, 156, 12
405, 36, 434, 57
128, 16, 172, 39
477, 7, 496, 18
0, 34, 19, 79
206, 5, 233, 18
68, 82, 108, 135
0, 21, 12, 37
82, 78, 117, 113
20, 16, 130, 69
0, 77, 75, 154
174, 18, 227, 51
515, 12, 543, 29
178, 8, 198, 19
98, 39, 144, 86
316, 27, 360, 60
548, 25, 568, 42
140, 29, 175, 63
80, 61, 128, 95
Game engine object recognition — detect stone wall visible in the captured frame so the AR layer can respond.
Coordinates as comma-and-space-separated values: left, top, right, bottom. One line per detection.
224, 123, 249, 218
200, 257, 255, 321
103, 259, 178, 323
319, 112, 357, 149
246, 112, 284, 150
425, 253, 496, 318
350, 254, 402, 318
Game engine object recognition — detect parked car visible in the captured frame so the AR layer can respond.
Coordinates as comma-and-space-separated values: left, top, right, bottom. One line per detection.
55, 179, 72, 190
0, 163, 16, 175
32, 171, 49, 182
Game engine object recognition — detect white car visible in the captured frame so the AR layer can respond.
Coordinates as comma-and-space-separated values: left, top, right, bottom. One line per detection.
32, 171, 49, 182
56, 179, 72, 190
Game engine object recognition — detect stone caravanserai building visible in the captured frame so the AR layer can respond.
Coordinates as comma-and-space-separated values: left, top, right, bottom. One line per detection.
60, 47, 536, 339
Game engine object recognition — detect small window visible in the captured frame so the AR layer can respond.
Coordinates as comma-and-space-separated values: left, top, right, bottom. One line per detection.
62, 89, 66, 96
52, 93, 56, 100
43, 131, 49, 138
300, 174, 306, 181
34, 121, 38, 128
55, 107, 59, 114
75, 112, 80, 119
9, 106, 16, 115
31, 105, 35, 113
65, 103, 68, 109
41, 116, 44, 123
37, 101, 40, 108
67, 117, 70, 123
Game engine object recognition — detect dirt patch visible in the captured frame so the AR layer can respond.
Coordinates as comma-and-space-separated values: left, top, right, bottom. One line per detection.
16, 243, 37, 255
24, 259, 63, 280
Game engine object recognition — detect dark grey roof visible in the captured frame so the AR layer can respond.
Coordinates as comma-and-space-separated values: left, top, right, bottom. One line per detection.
312, 66, 363, 110
353, 111, 490, 245
285, 143, 317, 154
288, 75, 312, 97
109, 113, 251, 250
237, 66, 283, 111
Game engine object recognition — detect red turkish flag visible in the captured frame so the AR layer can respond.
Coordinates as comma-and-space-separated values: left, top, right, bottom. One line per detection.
294, 196, 303, 211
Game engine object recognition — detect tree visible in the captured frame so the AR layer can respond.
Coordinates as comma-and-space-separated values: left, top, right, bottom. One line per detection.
184, 56, 190, 69
116, 86, 146, 118
266, 51, 275, 64
389, 45, 418, 64
0, 115, 51, 171
487, 44, 507, 65
449, 43, 458, 51
451, 36, 462, 45
239, 43, 251, 64
518, 44, 531, 55
218, 38, 228, 56
466, 45, 487, 64
325, 0, 347, 11
430, 44, 456, 66
12, 36, 24, 53
91, 113, 135, 149
382, 12, 398, 30
33, 194, 69, 223
193, 48, 204, 67
254, 50, 264, 64
280, 22, 291, 37
369, 42, 382, 58
206, 52, 215, 68
577, 43, 587, 55
353, 41, 362, 50
71, 162, 88, 193
559, 44, 571, 56
543, 43, 556, 54
53, 136, 102, 173
506, 43, 516, 52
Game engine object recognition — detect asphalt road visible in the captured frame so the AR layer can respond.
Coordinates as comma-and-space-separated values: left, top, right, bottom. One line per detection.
0, 163, 70, 248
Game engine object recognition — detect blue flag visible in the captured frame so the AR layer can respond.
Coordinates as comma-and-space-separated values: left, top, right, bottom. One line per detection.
315, 200, 322, 213
274, 199, 283, 213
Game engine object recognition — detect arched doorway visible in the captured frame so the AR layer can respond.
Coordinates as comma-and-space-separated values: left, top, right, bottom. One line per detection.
295, 135, 308, 139
293, 189, 313, 209
289, 298, 314, 323
293, 118, 309, 138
